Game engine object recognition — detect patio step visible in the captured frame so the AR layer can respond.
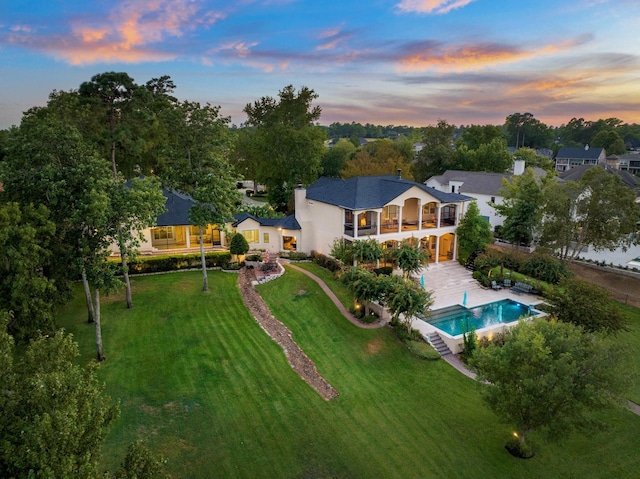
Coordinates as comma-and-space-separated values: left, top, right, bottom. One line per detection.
427, 332, 452, 357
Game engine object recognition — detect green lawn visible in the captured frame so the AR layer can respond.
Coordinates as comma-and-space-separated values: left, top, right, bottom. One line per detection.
618, 303, 640, 403
55, 268, 640, 478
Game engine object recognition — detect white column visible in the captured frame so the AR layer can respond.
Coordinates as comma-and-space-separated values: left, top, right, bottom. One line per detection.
418, 202, 423, 230
186, 227, 191, 248
434, 235, 440, 264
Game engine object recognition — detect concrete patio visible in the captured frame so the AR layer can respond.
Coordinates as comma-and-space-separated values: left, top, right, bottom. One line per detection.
411, 261, 545, 353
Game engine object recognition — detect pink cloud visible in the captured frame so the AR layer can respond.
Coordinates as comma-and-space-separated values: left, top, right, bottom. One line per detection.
397, 36, 592, 72
7, 0, 225, 65
396, 0, 475, 14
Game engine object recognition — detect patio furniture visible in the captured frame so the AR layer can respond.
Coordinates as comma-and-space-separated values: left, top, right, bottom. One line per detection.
503, 278, 512, 288
491, 280, 502, 290
510, 282, 533, 294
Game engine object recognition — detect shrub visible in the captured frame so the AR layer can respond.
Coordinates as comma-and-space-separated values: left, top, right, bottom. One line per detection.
310, 251, 342, 273
246, 253, 263, 262
229, 233, 250, 257
522, 253, 571, 284
127, 252, 231, 274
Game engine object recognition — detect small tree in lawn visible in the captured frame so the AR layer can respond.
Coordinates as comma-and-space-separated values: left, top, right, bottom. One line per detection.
393, 239, 429, 279
230, 233, 250, 263
329, 238, 353, 266
471, 318, 630, 458
340, 267, 385, 317
385, 276, 433, 334
351, 238, 383, 267
456, 200, 493, 264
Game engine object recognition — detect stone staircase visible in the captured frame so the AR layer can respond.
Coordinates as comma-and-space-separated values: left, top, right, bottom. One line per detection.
427, 332, 452, 357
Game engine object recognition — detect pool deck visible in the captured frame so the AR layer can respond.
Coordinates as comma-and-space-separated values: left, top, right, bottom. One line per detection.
412, 262, 545, 348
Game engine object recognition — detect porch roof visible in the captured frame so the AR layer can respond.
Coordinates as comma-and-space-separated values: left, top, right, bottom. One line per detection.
232, 213, 301, 230
306, 175, 472, 210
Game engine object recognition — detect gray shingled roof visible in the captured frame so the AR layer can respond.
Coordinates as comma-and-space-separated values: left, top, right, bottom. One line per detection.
559, 164, 640, 195
431, 168, 549, 196
156, 189, 194, 226
306, 175, 472, 210
431, 171, 510, 196
232, 213, 301, 230
556, 147, 604, 159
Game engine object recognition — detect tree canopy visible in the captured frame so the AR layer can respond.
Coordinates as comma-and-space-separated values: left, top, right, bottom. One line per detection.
456, 201, 493, 264
242, 85, 326, 211
540, 166, 639, 260
0, 317, 118, 478
547, 278, 629, 334
472, 318, 630, 455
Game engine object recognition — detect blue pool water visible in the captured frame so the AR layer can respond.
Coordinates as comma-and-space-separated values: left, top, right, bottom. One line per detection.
422, 299, 537, 336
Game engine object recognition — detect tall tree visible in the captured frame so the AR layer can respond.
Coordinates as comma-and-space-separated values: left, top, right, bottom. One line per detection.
492, 168, 546, 246
243, 85, 325, 212
412, 120, 455, 182
0, 203, 59, 342
456, 201, 493, 264
162, 100, 240, 292
504, 112, 551, 149
540, 167, 638, 260
0, 318, 118, 478
320, 138, 356, 178
342, 138, 414, 179
79, 72, 152, 309
1, 111, 118, 359
472, 319, 630, 456
457, 124, 504, 150
109, 176, 166, 307
591, 129, 626, 155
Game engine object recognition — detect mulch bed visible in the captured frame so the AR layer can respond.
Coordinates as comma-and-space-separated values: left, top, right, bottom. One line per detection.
237, 268, 339, 401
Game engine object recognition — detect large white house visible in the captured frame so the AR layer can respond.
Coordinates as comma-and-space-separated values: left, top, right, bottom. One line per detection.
292, 173, 472, 263
113, 174, 472, 262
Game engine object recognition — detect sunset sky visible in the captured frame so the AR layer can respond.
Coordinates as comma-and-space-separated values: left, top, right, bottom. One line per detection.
1, 0, 639, 130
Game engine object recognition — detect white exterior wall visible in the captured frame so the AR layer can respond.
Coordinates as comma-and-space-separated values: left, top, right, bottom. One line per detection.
235, 217, 286, 253
295, 189, 343, 255
465, 193, 505, 229
295, 185, 467, 259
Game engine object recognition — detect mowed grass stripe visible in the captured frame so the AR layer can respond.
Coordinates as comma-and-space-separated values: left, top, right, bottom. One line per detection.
53, 269, 640, 478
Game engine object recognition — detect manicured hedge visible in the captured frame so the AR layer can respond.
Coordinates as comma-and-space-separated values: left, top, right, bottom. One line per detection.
310, 250, 342, 272
125, 251, 232, 275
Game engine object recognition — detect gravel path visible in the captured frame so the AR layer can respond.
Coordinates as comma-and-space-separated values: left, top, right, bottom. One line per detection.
237, 267, 339, 401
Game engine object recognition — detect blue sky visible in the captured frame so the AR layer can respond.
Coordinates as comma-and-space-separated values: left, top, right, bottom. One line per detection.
1, 0, 639, 129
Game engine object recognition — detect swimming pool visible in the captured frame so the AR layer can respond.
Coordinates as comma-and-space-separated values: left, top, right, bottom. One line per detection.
422, 299, 537, 336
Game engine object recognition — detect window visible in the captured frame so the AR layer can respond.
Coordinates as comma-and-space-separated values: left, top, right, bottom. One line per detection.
263, 232, 270, 244
242, 229, 259, 243
153, 227, 174, 240
382, 205, 399, 221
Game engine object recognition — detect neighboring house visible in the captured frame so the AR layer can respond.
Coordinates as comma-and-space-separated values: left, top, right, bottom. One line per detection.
554, 146, 606, 172
293, 172, 472, 263
606, 153, 640, 175
232, 213, 301, 253
425, 160, 547, 229
559, 164, 640, 203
